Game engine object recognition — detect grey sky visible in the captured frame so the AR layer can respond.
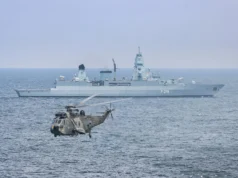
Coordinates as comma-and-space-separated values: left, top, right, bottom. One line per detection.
0, 0, 238, 68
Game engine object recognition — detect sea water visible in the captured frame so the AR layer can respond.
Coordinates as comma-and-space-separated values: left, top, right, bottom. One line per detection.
0, 68, 237, 177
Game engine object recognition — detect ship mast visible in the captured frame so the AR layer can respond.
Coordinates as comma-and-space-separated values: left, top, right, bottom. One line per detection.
112, 58, 116, 81
132, 46, 146, 81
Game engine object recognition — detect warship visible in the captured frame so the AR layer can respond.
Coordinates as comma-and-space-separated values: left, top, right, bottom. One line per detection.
15, 48, 224, 97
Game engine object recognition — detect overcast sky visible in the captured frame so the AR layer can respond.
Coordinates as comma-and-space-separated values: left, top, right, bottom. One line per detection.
0, 0, 238, 68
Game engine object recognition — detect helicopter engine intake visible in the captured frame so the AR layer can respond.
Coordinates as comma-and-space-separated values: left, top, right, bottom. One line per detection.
55, 112, 67, 119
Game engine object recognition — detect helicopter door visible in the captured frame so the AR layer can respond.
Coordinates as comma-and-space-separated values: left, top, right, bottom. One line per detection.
61, 119, 65, 126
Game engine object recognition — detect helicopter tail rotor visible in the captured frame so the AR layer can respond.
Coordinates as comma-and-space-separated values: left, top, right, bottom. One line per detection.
107, 103, 115, 119
96, 104, 114, 119
110, 112, 114, 119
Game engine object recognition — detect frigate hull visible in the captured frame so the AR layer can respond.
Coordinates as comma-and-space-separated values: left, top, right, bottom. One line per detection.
14, 48, 225, 97
15, 84, 224, 97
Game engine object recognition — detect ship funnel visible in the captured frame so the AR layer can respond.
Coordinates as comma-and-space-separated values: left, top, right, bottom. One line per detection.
74, 64, 89, 82
78, 64, 85, 70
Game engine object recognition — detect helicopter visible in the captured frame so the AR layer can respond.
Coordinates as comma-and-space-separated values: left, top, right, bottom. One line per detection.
50, 94, 130, 138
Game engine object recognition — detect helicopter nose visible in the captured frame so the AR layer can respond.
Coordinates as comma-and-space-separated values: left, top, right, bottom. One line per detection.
53, 126, 59, 131
50, 125, 59, 133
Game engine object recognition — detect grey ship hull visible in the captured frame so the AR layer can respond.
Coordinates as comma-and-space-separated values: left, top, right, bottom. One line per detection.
14, 48, 225, 97
15, 84, 224, 97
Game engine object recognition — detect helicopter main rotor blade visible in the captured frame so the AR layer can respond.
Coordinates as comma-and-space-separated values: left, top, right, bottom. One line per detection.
78, 98, 132, 108
55, 94, 99, 109
76, 94, 100, 107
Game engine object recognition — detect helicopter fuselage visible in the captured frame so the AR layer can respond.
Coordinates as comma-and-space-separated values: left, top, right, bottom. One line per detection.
50, 109, 112, 137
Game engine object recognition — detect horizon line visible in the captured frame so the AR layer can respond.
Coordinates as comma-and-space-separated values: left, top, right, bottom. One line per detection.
1, 67, 238, 70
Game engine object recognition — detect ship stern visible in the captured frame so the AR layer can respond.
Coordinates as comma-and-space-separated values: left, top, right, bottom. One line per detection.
14, 89, 21, 97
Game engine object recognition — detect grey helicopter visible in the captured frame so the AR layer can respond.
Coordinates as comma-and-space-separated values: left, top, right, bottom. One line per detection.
50, 94, 130, 138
